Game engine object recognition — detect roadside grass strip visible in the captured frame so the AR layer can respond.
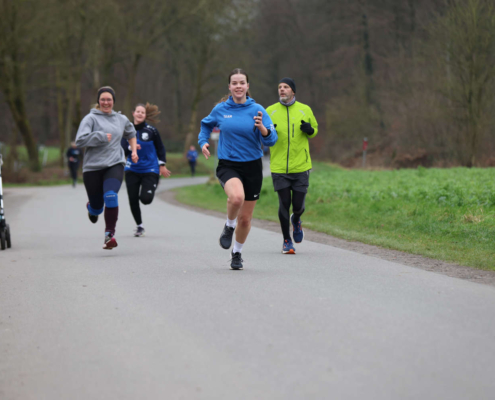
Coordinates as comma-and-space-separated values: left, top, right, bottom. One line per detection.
175, 163, 495, 270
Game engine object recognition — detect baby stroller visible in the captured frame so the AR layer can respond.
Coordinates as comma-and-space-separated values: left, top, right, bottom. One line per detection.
0, 154, 12, 250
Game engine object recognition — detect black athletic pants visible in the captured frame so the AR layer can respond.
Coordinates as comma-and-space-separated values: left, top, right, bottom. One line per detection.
189, 161, 196, 176
277, 187, 306, 241
125, 171, 160, 225
68, 162, 79, 185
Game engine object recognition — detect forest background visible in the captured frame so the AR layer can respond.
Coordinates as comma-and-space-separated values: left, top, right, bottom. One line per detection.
2, 0, 495, 173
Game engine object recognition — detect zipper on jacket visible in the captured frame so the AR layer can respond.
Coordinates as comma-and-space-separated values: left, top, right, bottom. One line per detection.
292, 124, 294, 138
305, 148, 308, 163
286, 107, 290, 173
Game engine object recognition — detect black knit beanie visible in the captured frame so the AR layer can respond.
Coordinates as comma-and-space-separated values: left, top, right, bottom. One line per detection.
279, 77, 296, 94
97, 87, 116, 103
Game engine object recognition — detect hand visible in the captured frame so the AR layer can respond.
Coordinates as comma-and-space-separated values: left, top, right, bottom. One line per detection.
300, 120, 314, 135
254, 111, 268, 136
202, 143, 210, 159
106, 133, 112, 142
131, 151, 139, 163
136, 144, 141, 150
160, 165, 171, 178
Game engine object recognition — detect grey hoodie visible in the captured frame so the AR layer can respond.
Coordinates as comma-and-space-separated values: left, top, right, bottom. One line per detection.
76, 108, 136, 172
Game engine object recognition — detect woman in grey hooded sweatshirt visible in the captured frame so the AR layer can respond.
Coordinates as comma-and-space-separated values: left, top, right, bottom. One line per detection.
76, 86, 138, 250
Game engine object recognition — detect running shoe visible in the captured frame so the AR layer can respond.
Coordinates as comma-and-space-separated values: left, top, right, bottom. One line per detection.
87, 202, 98, 224
291, 213, 304, 243
282, 239, 296, 254
134, 226, 145, 237
103, 232, 118, 250
230, 250, 243, 270
219, 224, 235, 249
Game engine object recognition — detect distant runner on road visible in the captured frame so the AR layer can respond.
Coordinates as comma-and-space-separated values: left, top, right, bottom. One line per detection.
121, 103, 171, 237
198, 68, 278, 270
267, 78, 318, 255
76, 86, 138, 250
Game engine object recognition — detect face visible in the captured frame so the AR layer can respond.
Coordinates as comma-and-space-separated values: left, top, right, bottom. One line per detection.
190, 146, 195, 151
99, 92, 114, 113
278, 83, 294, 103
132, 106, 146, 124
229, 74, 249, 102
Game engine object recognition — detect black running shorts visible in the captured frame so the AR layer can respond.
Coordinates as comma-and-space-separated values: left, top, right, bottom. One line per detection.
216, 158, 263, 201
271, 170, 310, 193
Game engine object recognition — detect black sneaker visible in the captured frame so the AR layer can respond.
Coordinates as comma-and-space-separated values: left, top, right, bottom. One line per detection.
230, 251, 243, 270
87, 202, 98, 224
219, 224, 235, 249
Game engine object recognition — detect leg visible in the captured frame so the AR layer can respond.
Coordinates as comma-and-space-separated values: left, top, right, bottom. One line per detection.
291, 190, 307, 243
277, 187, 292, 241
139, 173, 159, 205
191, 161, 196, 176
83, 170, 104, 217
102, 164, 124, 235
235, 200, 257, 244
125, 171, 143, 225
224, 178, 245, 221
291, 190, 306, 223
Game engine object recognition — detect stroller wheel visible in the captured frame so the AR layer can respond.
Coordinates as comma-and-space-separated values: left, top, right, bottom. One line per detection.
0, 229, 5, 250
6, 224, 11, 248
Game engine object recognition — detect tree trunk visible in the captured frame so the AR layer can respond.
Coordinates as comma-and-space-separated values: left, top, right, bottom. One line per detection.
124, 54, 142, 117
55, 67, 66, 167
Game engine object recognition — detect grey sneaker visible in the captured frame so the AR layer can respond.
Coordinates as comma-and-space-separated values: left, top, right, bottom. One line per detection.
219, 224, 235, 249
230, 251, 243, 270
134, 226, 145, 237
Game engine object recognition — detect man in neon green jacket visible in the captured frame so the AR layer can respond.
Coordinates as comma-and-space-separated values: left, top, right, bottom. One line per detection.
266, 77, 318, 255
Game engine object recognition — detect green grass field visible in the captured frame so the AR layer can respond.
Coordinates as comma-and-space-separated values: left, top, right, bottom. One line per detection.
175, 163, 495, 270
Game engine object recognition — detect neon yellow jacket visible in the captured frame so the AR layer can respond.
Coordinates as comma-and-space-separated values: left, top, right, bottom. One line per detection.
266, 101, 318, 174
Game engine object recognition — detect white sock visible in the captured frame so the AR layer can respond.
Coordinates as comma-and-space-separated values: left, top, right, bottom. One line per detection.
138, 224, 143, 228
233, 240, 244, 254
226, 217, 237, 228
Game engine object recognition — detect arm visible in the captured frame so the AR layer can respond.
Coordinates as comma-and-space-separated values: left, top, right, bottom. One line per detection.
198, 107, 219, 160
128, 137, 138, 163
257, 108, 278, 147
302, 107, 319, 138
121, 137, 131, 157
153, 128, 171, 177
75, 115, 108, 148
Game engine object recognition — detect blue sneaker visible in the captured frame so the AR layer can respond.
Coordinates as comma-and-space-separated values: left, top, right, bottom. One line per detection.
282, 239, 296, 254
291, 213, 304, 243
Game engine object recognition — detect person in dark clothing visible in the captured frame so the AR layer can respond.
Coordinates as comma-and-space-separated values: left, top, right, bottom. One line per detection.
76, 86, 138, 250
66, 142, 81, 187
121, 102, 171, 237
186, 145, 198, 177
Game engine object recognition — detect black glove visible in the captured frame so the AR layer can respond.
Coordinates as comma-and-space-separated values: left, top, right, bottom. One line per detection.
300, 120, 314, 135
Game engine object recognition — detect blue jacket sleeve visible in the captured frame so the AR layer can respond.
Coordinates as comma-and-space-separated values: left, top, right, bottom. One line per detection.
152, 128, 167, 165
198, 106, 219, 149
256, 107, 278, 147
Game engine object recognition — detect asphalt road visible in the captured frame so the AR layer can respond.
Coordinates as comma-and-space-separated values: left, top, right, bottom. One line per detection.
1, 178, 495, 400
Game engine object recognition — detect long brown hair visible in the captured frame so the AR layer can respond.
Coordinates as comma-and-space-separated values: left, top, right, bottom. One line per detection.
134, 102, 161, 124
217, 68, 251, 104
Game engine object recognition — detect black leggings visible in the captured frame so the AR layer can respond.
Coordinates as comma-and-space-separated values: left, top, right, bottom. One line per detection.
277, 187, 306, 241
125, 171, 159, 225
83, 164, 124, 235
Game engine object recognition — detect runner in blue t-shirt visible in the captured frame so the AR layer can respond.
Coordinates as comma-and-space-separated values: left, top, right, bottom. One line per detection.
198, 68, 278, 270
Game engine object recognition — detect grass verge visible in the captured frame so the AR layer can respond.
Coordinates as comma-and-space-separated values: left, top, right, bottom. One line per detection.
175, 163, 495, 271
